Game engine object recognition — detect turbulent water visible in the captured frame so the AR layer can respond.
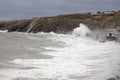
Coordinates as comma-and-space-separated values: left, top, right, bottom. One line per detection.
0, 24, 120, 80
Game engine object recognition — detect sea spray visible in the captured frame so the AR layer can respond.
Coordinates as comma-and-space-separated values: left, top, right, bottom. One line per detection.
26, 23, 34, 33
0, 30, 8, 33
26, 18, 39, 33
0, 27, 120, 80
72, 23, 91, 37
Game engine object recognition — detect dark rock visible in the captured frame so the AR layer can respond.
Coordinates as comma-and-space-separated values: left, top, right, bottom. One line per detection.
108, 77, 116, 80
107, 76, 120, 80
106, 36, 117, 41
106, 33, 117, 41
7, 20, 31, 32
0, 10, 120, 33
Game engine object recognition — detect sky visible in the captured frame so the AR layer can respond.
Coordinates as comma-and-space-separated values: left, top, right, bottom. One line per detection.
0, 0, 120, 20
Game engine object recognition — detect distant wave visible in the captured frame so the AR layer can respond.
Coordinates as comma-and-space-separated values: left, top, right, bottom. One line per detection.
0, 30, 8, 33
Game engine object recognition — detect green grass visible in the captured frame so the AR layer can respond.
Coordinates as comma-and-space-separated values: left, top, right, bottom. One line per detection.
0, 10, 120, 33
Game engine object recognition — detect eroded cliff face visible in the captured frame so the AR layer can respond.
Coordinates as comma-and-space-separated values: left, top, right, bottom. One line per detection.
0, 11, 120, 33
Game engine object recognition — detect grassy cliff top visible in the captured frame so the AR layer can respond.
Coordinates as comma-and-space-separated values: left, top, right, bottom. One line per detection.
0, 11, 120, 33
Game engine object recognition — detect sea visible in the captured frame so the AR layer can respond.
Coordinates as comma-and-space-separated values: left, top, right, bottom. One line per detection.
0, 23, 120, 80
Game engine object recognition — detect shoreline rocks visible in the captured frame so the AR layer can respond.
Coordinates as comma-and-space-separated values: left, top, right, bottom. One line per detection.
0, 11, 120, 33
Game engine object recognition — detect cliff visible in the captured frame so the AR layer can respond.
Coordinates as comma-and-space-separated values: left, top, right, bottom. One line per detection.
0, 11, 120, 33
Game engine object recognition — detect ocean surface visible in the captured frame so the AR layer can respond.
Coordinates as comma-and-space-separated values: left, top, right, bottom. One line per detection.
0, 24, 120, 80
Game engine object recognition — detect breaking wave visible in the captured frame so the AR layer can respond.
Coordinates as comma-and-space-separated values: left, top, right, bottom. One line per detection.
0, 23, 120, 80
72, 23, 91, 37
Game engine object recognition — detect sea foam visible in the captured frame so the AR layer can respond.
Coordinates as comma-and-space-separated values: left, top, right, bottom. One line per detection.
72, 23, 91, 37
0, 24, 120, 80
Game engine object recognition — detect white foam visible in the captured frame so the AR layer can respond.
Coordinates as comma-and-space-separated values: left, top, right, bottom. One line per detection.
72, 23, 91, 37
7, 34, 120, 80
0, 26, 120, 80
0, 30, 8, 33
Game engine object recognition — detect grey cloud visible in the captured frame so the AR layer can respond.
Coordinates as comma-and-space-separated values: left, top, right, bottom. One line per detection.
0, 0, 120, 20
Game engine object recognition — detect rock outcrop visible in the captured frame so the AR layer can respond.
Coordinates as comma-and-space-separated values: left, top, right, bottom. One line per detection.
0, 10, 120, 33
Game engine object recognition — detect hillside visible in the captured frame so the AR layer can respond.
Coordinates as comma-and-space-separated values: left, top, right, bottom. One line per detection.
0, 11, 120, 33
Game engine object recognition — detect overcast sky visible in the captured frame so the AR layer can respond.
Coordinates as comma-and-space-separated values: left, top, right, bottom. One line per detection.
0, 0, 120, 20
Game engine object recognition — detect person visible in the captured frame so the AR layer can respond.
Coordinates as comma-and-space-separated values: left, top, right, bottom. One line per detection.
109, 33, 112, 37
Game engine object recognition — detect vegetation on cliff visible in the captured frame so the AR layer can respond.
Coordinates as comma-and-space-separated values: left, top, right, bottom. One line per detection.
0, 10, 120, 33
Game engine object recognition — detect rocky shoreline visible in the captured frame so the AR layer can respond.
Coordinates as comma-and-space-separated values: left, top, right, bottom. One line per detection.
0, 11, 120, 33
108, 76, 120, 80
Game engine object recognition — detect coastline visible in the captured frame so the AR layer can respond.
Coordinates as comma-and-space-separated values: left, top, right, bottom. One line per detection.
0, 10, 120, 33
